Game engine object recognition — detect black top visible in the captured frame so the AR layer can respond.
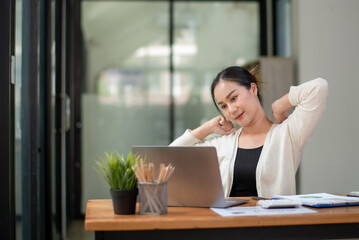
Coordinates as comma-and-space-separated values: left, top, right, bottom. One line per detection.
229, 146, 263, 197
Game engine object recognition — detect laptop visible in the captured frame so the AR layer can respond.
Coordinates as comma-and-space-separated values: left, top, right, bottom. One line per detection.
132, 146, 248, 208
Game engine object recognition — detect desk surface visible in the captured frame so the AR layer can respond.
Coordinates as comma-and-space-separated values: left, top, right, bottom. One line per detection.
85, 198, 359, 231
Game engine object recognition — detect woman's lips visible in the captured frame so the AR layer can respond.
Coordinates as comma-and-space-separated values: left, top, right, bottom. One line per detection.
235, 112, 244, 120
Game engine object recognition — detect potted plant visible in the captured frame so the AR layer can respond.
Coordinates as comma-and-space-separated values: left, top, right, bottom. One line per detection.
95, 150, 142, 215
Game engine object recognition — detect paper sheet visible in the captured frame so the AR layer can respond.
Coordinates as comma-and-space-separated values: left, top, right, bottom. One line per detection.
211, 206, 316, 217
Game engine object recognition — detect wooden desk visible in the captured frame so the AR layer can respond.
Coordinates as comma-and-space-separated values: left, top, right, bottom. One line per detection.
85, 198, 359, 240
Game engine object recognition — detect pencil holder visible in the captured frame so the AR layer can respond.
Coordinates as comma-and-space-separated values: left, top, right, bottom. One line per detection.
138, 181, 167, 215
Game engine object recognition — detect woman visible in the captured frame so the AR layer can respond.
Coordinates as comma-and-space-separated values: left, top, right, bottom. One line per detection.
170, 66, 328, 197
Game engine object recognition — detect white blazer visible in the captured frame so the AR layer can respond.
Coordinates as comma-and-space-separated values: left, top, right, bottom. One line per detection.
170, 78, 328, 197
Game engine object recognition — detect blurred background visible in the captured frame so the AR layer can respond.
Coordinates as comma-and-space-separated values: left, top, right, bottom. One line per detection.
2, 0, 358, 239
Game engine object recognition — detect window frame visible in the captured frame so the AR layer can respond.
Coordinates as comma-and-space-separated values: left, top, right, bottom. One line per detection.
0, 0, 15, 238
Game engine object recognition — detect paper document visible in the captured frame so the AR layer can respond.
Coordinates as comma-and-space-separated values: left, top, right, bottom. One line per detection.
211, 206, 316, 217
276, 193, 359, 207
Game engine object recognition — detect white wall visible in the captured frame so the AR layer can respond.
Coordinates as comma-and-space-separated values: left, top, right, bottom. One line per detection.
293, 0, 359, 194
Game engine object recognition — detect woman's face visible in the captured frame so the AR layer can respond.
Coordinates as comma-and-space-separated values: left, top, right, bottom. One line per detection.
214, 80, 260, 127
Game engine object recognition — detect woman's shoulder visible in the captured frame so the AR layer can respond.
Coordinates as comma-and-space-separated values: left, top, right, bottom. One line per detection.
205, 128, 240, 142
202, 129, 240, 156
267, 122, 288, 137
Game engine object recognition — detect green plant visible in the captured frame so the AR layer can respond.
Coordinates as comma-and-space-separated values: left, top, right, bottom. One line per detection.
94, 150, 142, 190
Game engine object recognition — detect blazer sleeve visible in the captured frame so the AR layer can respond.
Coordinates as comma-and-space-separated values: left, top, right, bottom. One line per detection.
286, 78, 328, 151
169, 129, 201, 146
169, 129, 231, 148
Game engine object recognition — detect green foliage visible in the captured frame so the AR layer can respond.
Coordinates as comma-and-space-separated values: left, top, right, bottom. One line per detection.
94, 150, 142, 190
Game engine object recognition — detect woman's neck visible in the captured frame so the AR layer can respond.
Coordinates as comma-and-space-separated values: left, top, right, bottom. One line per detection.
238, 114, 272, 149
241, 110, 273, 136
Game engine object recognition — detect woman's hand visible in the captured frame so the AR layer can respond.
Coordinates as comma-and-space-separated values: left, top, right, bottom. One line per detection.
190, 115, 236, 140
216, 115, 236, 135
271, 94, 293, 124
272, 109, 289, 124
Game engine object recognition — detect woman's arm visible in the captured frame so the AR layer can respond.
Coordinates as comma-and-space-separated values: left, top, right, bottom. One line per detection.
275, 78, 328, 150
170, 115, 236, 146
191, 115, 236, 140
271, 94, 293, 124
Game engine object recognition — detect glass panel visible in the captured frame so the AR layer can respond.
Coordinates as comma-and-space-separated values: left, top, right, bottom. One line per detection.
173, 2, 260, 137
15, 0, 60, 238
15, 0, 23, 238
81, 1, 170, 213
276, 0, 292, 56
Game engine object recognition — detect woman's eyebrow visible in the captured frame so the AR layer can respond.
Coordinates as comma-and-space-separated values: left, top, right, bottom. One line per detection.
217, 89, 238, 105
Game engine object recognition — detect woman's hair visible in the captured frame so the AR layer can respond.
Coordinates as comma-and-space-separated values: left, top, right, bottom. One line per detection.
210, 65, 262, 113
